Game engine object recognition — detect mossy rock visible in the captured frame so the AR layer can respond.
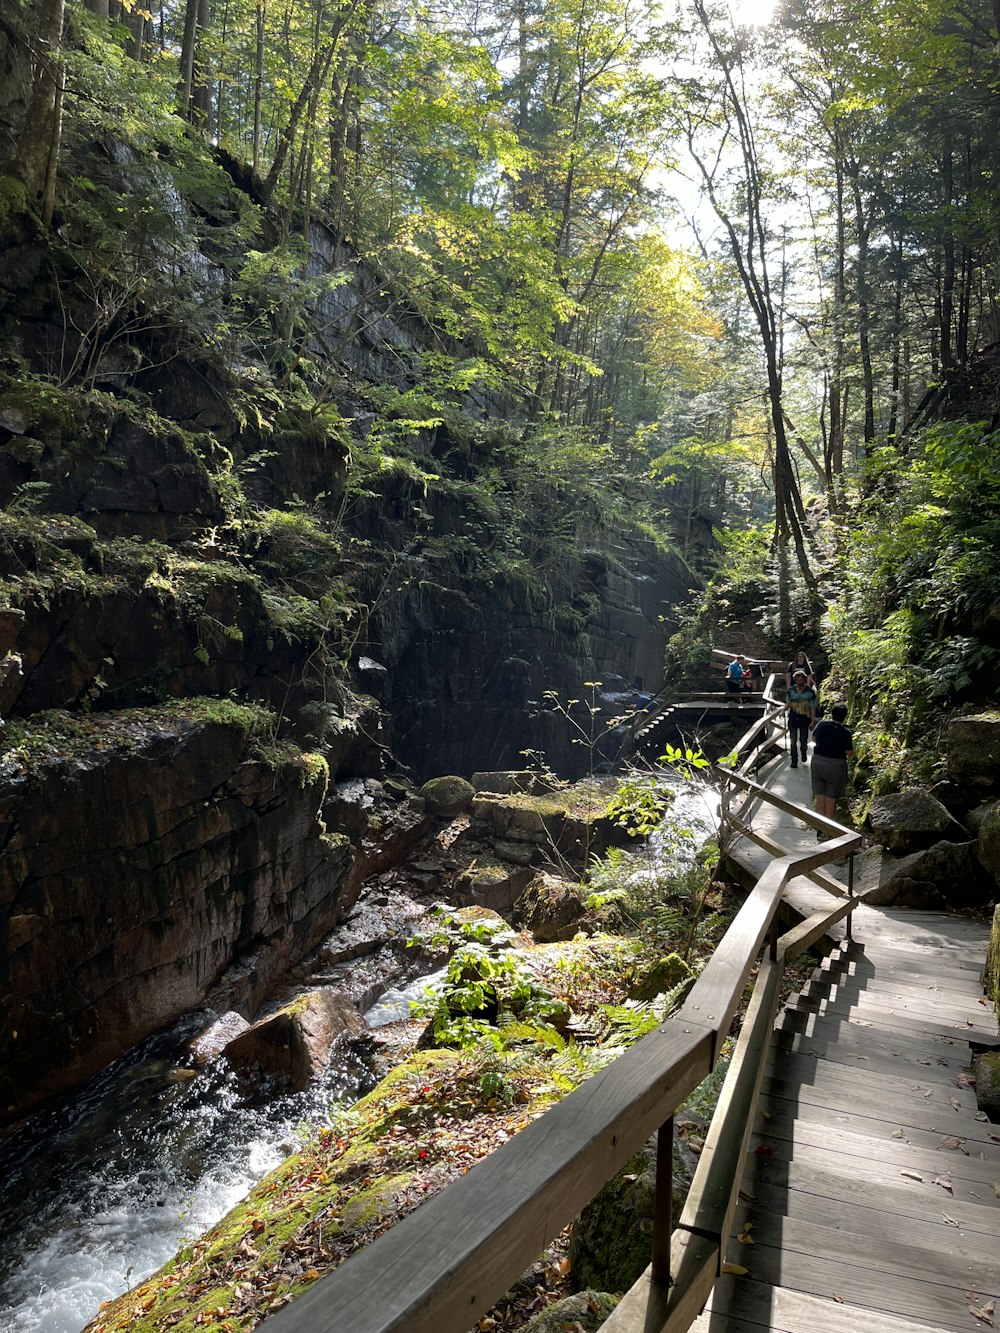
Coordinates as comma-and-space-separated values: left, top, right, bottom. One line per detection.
569, 1139, 678, 1294
975, 1050, 1000, 1119
521, 1291, 618, 1331
984, 904, 1000, 1023
629, 952, 693, 1003
419, 774, 475, 816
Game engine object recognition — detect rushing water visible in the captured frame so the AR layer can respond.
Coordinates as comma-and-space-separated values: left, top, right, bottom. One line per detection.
0, 779, 719, 1333
0, 1015, 376, 1333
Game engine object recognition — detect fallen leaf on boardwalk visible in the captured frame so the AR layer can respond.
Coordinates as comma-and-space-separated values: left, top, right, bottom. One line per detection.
738, 1189, 755, 1203
924, 1089, 933, 1098
968, 1300, 996, 1326
950, 1097, 962, 1111
975, 1112, 989, 1122
989, 1133, 1000, 1143
942, 1213, 959, 1226
937, 1057, 950, 1066
891, 1129, 907, 1140
918, 1058, 932, 1065
939, 1136, 968, 1153
993, 1181, 1000, 1199
721, 1264, 749, 1276
955, 1072, 976, 1088
832, 1293, 844, 1304
899, 1169, 924, 1182
738, 1223, 754, 1245
931, 1174, 954, 1192
754, 1145, 774, 1157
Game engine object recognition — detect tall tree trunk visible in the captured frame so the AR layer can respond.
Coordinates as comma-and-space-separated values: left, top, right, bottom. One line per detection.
263, 41, 336, 201
15, 0, 66, 223
847, 167, 875, 451
252, 0, 265, 172
940, 148, 956, 373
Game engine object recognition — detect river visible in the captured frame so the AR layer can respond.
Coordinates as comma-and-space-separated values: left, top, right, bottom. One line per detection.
0, 778, 718, 1333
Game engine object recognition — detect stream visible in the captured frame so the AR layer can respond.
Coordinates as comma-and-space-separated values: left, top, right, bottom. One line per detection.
0, 780, 718, 1333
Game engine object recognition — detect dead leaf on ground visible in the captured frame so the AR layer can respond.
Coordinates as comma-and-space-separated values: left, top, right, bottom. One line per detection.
832, 1293, 844, 1303
931, 1174, 954, 1193
899, 1169, 924, 1182
891, 1129, 907, 1140
939, 1136, 968, 1154
968, 1299, 996, 1326
942, 1212, 959, 1227
738, 1223, 754, 1246
949, 1097, 962, 1111
721, 1263, 749, 1276
992, 1181, 1000, 1199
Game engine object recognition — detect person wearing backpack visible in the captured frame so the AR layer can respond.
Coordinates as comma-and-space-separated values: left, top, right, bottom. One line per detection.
725, 655, 745, 695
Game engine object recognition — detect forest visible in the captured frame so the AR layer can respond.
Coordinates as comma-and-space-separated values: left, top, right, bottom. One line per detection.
4, 0, 1000, 759
1, 0, 1000, 1328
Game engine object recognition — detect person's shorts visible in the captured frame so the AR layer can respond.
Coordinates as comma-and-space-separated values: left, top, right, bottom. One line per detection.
811, 754, 848, 799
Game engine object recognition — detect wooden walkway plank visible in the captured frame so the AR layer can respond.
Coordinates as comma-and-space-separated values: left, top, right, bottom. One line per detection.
707, 745, 999, 1333
692, 1278, 986, 1333
741, 1160, 1000, 1239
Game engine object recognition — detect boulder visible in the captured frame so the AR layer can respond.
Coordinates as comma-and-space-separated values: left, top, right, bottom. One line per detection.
975, 1051, 1000, 1120
984, 904, 1000, 1021
189, 1010, 251, 1065
946, 713, 1000, 790
629, 952, 693, 1003
222, 989, 365, 1091
455, 858, 534, 913
857, 841, 991, 910
0, 607, 24, 656
513, 872, 590, 942
470, 782, 624, 868
418, 775, 475, 817
520, 1293, 618, 1332
974, 801, 1000, 889
867, 788, 966, 854
568, 1125, 701, 1294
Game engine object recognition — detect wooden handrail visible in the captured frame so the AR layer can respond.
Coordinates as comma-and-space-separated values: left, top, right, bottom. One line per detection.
259, 671, 861, 1333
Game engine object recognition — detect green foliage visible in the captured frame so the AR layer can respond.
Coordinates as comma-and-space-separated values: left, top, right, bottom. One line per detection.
827, 418, 1000, 789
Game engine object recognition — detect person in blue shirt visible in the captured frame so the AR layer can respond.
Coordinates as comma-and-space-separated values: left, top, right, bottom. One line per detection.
725, 655, 745, 694
786, 670, 817, 767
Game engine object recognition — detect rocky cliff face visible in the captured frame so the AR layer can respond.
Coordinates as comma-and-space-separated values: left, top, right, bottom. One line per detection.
0, 161, 698, 1128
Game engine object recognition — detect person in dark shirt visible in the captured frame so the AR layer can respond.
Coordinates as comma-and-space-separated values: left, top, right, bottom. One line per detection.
810, 703, 854, 828
786, 649, 815, 688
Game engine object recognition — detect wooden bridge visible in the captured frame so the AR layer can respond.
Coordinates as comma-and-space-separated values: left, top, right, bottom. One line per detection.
260, 680, 999, 1333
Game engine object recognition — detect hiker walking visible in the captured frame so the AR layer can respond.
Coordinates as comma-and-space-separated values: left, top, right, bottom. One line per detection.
811, 703, 854, 828
786, 670, 817, 768
725, 655, 745, 695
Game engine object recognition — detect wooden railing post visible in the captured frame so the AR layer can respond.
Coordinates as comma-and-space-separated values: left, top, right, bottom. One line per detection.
846, 852, 856, 940
651, 1115, 674, 1287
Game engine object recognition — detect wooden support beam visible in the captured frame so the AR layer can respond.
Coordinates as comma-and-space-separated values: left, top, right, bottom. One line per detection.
600, 1231, 718, 1333
777, 899, 857, 961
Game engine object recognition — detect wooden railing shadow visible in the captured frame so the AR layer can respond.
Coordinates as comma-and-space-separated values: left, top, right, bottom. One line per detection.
259, 676, 863, 1333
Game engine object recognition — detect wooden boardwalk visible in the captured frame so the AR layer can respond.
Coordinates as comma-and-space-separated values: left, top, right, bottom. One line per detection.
698, 749, 1000, 1333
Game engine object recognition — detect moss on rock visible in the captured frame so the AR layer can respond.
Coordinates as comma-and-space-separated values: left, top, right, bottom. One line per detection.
521, 1291, 618, 1331
984, 904, 1000, 1023
629, 952, 693, 1003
